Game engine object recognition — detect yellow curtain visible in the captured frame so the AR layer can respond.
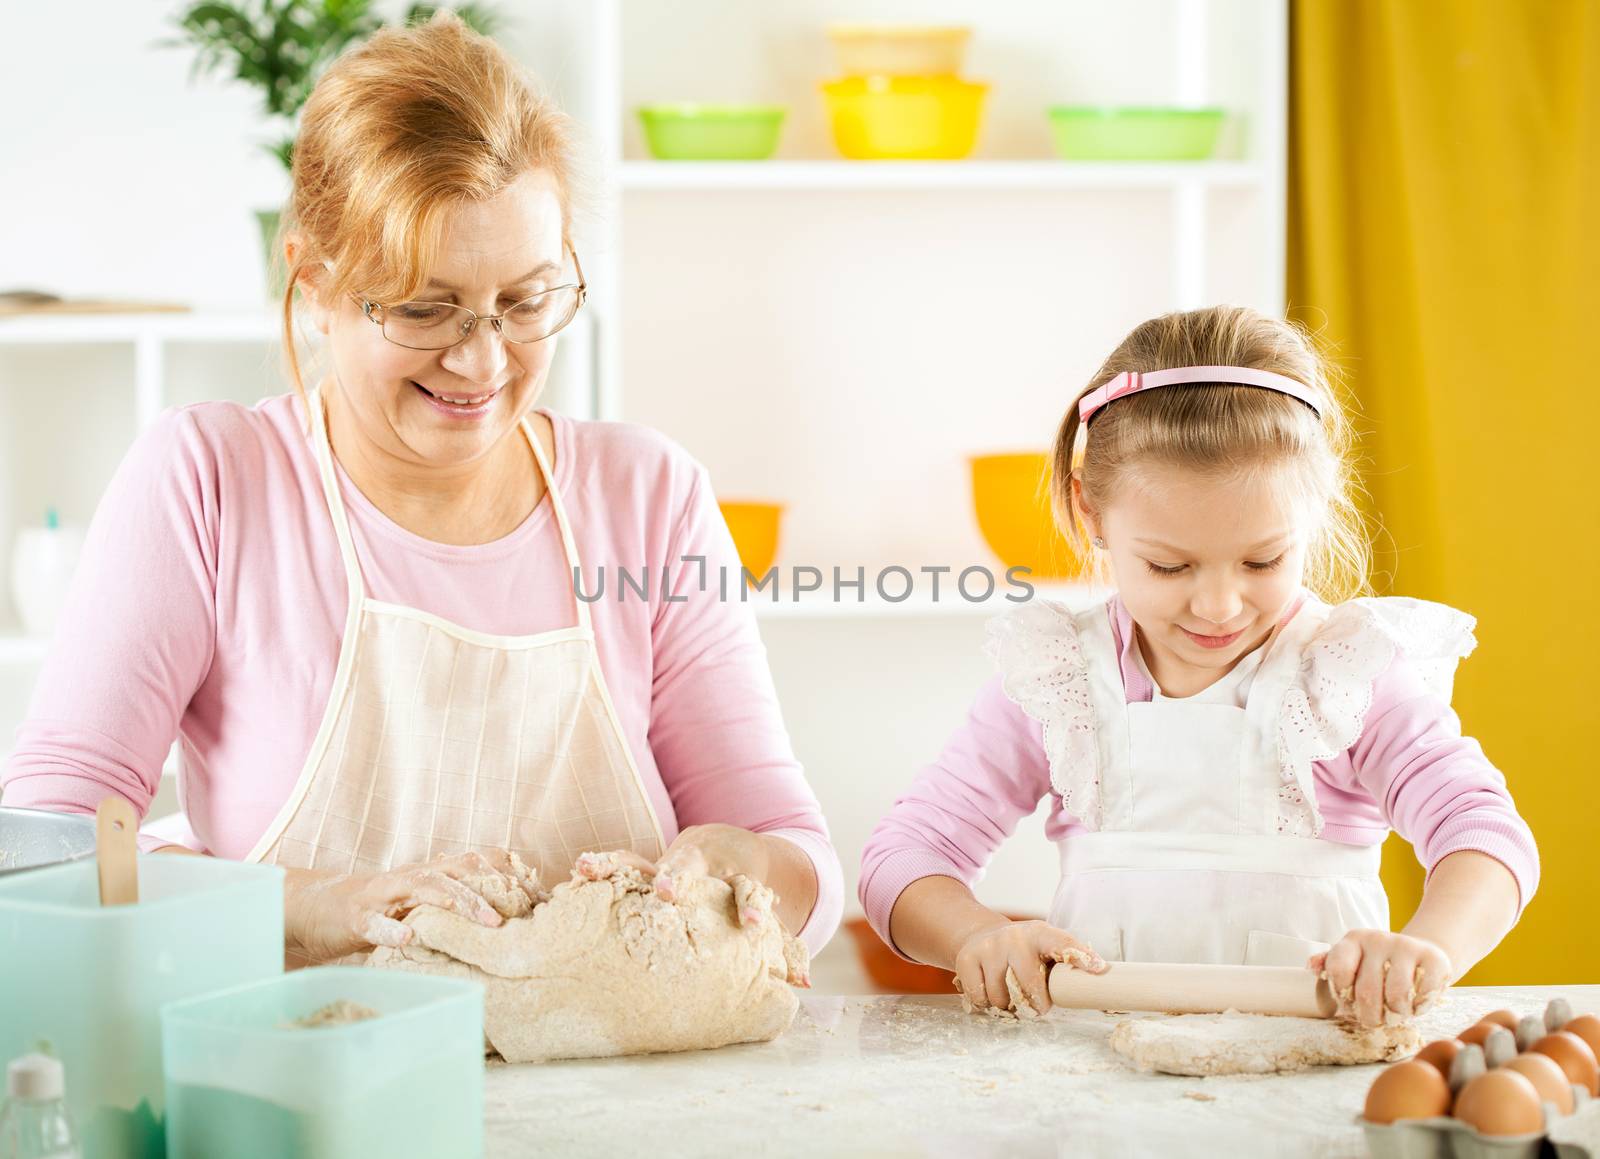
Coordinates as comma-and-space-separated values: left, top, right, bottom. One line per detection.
1289, 1, 1599, 983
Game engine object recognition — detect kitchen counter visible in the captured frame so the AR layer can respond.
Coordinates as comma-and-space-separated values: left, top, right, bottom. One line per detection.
484, 985, 1600, 1157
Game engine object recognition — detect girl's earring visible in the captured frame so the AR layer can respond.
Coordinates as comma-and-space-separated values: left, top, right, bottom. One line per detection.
1092, 536, 1107, 549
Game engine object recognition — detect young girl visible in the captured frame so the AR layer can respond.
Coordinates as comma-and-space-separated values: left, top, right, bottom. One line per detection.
860, 305, 1537, 1027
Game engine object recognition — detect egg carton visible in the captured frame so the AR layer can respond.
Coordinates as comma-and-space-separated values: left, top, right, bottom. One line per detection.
1363, 1090, 1600, 1159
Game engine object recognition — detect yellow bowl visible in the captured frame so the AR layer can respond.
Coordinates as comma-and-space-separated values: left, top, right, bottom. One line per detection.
825, 24, 972, 77
820, 75, 988, 160
969, 453, 1082, 580
718, 501, 784, 580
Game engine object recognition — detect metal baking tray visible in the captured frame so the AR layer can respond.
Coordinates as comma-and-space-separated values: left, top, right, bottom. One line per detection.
0, 805, 97, 876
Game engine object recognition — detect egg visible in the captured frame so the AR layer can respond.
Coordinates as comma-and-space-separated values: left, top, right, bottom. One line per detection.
1364, 1059, 1453, 1124
1453, 1070, 1545, 1136
1479, 1009, 1519, 1031
1562, 1014, 1600, 1060
1501, 1052, 1576, 1116
1414, 1038, 1463, 1079
1531, 1032, 1600, 1096
1459, 1022, 1498, 1048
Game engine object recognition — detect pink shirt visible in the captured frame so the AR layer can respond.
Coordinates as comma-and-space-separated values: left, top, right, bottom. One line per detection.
860, 598, 1539, 952
1, 395, 842, 954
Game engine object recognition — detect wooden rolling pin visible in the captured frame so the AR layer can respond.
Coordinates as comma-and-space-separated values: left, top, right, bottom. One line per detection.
1047, 961, 1337, 1018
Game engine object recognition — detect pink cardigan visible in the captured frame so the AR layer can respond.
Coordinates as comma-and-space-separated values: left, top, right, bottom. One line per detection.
860, 599, 1539, 953
1, 395, 842, 954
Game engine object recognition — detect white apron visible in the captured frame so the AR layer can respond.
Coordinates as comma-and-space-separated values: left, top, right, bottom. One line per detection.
245, 388, 666, 888
991, 600, 1399, 968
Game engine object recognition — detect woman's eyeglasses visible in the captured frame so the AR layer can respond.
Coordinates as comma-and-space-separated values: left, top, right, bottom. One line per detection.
354, 248, 586, 351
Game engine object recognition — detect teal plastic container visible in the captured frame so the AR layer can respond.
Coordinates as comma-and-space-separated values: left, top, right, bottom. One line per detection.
638, 104, 786, 160
0, 855, 284, 1159
1046, 106, 1227, 160
162, 966, 484, 1159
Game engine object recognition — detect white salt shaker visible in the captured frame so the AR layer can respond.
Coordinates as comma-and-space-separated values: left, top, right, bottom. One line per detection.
0, 1052, 80, 1159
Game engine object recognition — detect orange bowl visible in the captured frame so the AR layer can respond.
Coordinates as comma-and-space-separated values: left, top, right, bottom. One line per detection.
968, 452, 1082, 580
844, 915, 1044, 994
844, 918, 957, 993
718, 500, 784, 580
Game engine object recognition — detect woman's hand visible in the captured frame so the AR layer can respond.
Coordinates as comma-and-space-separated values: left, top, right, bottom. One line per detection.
284, 849, 527, 963
571, 825, 769, 901
576, 825, 771, 925
574, 824, 816, 937
583, 825, 771, 918
651, 823, 770, 909
953, 919, 1108, 1016
1309, 930, 1452, 1027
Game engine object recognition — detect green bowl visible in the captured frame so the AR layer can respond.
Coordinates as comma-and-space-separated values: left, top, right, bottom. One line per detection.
1046, 106, 1226, 161
638, 104, 786, 161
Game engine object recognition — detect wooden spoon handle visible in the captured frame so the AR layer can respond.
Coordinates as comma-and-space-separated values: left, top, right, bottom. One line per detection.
96, 796, 139, 906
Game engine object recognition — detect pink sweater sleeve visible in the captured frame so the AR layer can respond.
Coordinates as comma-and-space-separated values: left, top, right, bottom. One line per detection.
2, 411, 216, 834
645, 466, 843, 955
859, 675, 1056, 955
1316, 653, 1539, 914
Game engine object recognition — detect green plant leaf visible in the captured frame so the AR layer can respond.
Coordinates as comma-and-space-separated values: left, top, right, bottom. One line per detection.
267, 135, 295, 171
406, 3, 498, 35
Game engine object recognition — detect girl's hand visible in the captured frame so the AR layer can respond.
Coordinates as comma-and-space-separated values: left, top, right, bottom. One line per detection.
285, 849, 525, 963
953, 919, 1108, 1016
1309, 930, 1452, 1027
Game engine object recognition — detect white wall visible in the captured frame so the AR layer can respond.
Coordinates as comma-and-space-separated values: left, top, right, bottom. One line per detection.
0, 1, 604, 306
621, 186, 1239, 572
2, 2, 288, 308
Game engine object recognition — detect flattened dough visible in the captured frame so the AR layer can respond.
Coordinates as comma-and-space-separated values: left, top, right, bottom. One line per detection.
369, 854, 807, 1063
1109, 1012, 1421, 1076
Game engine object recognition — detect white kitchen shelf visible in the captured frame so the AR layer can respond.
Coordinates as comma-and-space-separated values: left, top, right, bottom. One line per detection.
0, 310, 596, 430
0, 313, 277, 345
0, 312, 282, 432
619, 159, 1268, 192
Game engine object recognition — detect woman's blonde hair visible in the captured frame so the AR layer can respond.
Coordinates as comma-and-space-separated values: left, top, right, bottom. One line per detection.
275, 12, 579, 400
1051, 305, 1372, 602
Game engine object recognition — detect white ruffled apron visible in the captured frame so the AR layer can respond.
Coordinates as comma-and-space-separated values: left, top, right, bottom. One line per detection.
244, 388, 666, 888
989, 595, 1477, 968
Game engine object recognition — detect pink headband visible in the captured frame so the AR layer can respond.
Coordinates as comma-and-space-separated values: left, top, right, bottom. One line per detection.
1077, 365, 1322, 424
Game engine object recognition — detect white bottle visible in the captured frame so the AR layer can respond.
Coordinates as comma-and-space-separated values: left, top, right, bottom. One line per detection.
0, 1053, 80, 1159
9, 509, 84, 638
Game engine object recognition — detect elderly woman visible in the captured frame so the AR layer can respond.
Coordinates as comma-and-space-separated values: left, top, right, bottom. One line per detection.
2, 15, 840, 965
